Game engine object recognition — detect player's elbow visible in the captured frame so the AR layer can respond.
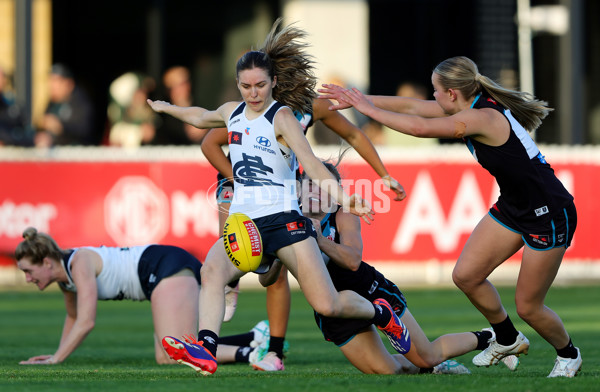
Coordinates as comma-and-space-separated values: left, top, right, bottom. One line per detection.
409, 124, 429, 138
346, 255, 362, 271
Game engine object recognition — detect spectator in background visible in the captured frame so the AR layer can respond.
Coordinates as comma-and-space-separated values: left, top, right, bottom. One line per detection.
395, 81, 428, 99
379, 81, 436, 147
0, 66, 32, 146
35, 64, 95, 147
152, 66, 209, 145
107, 72, 157, 148
361, 120, 385, 146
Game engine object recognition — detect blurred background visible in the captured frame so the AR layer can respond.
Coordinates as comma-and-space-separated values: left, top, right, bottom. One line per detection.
1, 0, 598, 146
1, 0, 599, 287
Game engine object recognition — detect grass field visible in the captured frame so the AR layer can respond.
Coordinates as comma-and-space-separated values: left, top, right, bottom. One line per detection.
0, 285, 598, 392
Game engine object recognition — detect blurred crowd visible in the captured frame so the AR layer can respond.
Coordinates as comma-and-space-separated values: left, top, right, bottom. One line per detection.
0, 63, 449, 148
0, 63, 211, 149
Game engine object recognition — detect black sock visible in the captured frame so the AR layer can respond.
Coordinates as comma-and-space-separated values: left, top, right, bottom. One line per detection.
227, 279, 240, 289
234, 346, 252, 363
197, 329, 219, 357
556, 338, 578, 359
472, 330, 494, 350
370, 302, 393, 328
490, 315, 519, 346
217, 332, 254, 347
269, 336, 285, 359
419, 367, 434, 374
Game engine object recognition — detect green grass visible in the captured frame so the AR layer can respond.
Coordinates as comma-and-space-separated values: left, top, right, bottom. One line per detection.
0, 285, 598, 391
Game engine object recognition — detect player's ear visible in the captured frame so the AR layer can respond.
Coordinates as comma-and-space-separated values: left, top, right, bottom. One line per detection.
272, 75, 277, 88
448, 88, 457, 102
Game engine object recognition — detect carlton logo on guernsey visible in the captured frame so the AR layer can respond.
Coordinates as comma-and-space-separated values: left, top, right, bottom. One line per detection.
227, 100, 300, 220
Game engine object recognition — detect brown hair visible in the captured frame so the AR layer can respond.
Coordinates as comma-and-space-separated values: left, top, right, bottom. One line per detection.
236, 18, 317, 115
15, 227, 64, 265
434, 56, 552, 132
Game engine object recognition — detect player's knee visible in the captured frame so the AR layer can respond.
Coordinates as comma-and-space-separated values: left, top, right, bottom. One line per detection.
451, 268, 470, 291
312, 300, 338, 318
515, 299, 541, 322
200, 258, 228, 286
452, 266, 484, 293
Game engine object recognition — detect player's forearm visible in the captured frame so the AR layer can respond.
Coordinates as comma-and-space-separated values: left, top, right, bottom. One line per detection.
53, 319, 95, 363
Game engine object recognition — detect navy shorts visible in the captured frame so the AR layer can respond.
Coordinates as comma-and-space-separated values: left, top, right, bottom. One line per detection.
253, 210, 317, 256
489, 201, 577, 250
314, 270, 407, 346
137, 245, 202, 300
250, 210, 317, 274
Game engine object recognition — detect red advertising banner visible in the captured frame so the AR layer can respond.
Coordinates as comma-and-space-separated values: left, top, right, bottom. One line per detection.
1, 153, 598, 265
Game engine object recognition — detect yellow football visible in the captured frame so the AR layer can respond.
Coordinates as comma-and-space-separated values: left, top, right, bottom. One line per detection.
223, 212, 263, 272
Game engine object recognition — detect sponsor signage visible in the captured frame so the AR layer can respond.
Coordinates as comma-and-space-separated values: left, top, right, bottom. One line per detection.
1, 157, 597, 263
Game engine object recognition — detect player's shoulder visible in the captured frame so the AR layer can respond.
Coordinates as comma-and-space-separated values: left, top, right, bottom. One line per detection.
273, 104, 297, 124
219, 101, 244, 119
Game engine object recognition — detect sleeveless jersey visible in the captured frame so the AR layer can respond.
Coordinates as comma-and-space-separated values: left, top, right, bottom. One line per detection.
464, 92, 573, 230
216, 109, 313, 183
227, 100, 300, 219
59, 245, 150, 301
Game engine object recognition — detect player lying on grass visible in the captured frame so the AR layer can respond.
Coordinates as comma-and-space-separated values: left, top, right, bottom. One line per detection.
14, 227, 265, 366
257, 158, 519, 374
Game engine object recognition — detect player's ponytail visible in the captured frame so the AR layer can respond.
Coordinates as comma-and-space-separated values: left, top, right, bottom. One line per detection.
260, 18, 316, 115
434, 56, 552, 132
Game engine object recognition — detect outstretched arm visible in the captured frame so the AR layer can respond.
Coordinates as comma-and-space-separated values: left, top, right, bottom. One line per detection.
200, 127, 233, 180
147, 100, 236, 129
330, 87, 486, 140
313, 99, 406, 201
275, 108, 374, 223
20, 250, 99, 365
318, 83, 445, 118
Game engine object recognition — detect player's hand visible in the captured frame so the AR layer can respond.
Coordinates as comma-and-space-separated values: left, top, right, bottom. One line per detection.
317, 84, 353, 111
19, 355, 56, 365
382, 175, 407, 201
336, 87, 376, 116
347, 194, 374, 224
146, 99, 172, 113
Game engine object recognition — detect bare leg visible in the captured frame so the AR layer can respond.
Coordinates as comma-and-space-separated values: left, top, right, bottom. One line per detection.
199, 238, 246, 335
150, 271, 199, 364
216, 344, 240, 363
266, 266, 290, 340
452, 214, 523, 323
516, 246, 570, 348
400, 309, 478, 368
276, 237, 375, 319
339, 326, 419, 374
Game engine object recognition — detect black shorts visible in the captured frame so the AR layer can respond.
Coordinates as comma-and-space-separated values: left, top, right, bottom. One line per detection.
314, 271, 407, 346
253, 210, 317, 256
489, 201, 577, 250
249, 211, 317, 274
137, 245, 202, 300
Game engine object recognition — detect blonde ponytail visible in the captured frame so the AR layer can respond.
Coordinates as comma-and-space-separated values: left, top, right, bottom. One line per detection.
434, 56, 552, 131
